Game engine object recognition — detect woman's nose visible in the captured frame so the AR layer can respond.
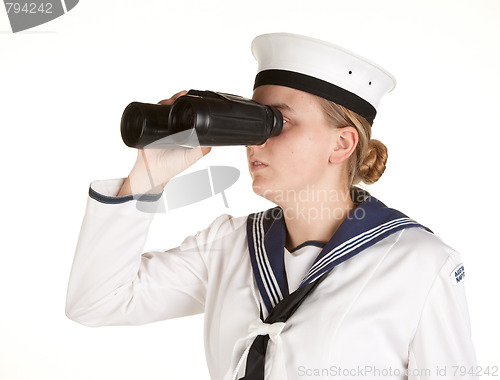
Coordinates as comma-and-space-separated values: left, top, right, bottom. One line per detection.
247, 140, 268, 149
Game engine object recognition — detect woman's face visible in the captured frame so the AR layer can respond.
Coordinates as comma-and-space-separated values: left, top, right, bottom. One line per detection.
248, 85, 341, 203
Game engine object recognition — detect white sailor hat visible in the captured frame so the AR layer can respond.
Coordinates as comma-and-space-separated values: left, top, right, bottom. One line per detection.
251, 33, 396, 124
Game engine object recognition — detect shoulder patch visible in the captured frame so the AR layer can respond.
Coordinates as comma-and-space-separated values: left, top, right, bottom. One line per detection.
450, 264, 465, 285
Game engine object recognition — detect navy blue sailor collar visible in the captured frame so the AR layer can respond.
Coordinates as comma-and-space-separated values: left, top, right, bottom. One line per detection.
246, 187, 432, 315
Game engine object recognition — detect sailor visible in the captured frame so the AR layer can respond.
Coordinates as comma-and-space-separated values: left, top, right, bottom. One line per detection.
66, 33, 478, 379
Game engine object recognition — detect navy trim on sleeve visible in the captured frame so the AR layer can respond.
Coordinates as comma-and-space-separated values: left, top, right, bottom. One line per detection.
89, 186, 163, 204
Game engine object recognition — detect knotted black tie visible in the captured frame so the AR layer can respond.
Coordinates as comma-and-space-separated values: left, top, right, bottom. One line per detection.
238, 272, 330, 380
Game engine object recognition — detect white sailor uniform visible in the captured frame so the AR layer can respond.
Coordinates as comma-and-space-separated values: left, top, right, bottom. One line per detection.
66, 179, 478, 380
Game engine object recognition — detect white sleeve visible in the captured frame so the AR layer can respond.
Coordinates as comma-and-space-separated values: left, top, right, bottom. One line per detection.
408, 250, 478, 380
65, 178, 231, 327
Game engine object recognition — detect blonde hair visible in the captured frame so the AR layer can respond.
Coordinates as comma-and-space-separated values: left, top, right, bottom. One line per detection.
316, 96, 388, 187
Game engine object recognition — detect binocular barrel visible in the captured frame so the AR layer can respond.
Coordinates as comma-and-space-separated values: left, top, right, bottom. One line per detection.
121, 90, 283, 148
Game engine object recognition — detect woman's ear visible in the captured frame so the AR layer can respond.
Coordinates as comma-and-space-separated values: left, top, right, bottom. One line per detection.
329, 127, 358, 164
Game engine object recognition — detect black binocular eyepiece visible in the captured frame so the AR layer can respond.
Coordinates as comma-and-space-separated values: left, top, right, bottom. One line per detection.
121, 90, 283, 148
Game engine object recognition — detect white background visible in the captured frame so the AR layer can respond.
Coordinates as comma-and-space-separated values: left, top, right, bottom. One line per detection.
1, 0, 499, 379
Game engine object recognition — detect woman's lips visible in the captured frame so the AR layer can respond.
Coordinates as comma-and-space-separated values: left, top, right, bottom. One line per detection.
250, 160, 268, 172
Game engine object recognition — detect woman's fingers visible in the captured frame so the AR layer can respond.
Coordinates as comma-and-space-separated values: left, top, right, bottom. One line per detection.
157, 90, 188, 105
201, 147, 212, 156
182, 147, 212, 170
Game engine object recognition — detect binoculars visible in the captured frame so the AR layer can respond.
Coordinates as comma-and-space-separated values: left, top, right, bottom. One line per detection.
120, 90, 283, 148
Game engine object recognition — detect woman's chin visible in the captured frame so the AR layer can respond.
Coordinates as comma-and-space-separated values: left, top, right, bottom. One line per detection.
252, 183, 268, 197
252, 183, 282, 205
252, 181, 271, 197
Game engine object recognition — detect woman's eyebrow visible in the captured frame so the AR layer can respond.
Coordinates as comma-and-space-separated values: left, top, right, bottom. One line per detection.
271, 103, 294, 114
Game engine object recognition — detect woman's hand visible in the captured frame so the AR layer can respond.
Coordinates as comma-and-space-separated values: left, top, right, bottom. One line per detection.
117, 91, 211, 196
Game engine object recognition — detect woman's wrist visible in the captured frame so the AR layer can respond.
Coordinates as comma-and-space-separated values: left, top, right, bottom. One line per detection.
117, 166, 167, 196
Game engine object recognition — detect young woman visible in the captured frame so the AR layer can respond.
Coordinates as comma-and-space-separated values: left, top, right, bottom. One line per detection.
66, 33, 477, 379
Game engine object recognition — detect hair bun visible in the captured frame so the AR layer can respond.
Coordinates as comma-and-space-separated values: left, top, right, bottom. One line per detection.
359, 139, 388, 184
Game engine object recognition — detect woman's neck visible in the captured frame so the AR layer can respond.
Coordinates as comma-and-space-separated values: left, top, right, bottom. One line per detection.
279, 186, 355, 251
